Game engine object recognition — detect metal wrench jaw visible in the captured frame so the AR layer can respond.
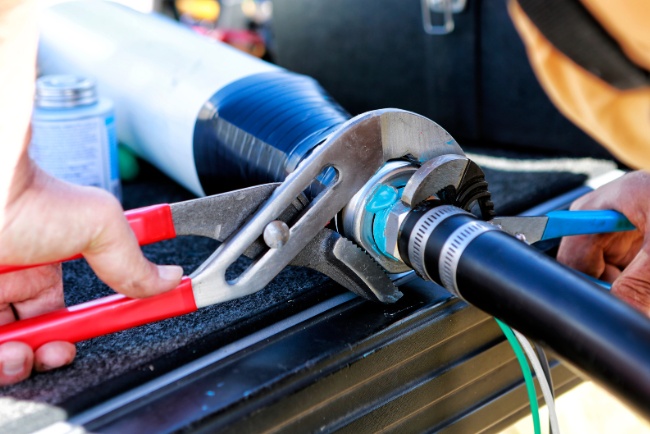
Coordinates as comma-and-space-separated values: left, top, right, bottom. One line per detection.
188, 109, 479, 308
377, 110, 465, 162
339, 161, 418, 274
183, 110, 392, 307
400, 154, 494, 218
380, 155, 494, 262
338, 112, 496, 274
488, 216, 549, 244
364, 154, 495, 266
338, 112, 468, 274
170, 183, 282, 240
290, 228, 403, 304
172, 183, 399, 302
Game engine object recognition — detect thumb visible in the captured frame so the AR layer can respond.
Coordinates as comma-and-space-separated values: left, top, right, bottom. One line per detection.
80, 190, 184, 298
611, 248, 650, 316
1, 163, 183, 299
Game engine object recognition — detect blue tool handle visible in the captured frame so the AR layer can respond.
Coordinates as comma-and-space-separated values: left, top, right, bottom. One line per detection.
542, 210, 636, 241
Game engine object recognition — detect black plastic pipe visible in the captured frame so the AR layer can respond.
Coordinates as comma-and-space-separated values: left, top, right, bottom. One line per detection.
399, 208, 650, 417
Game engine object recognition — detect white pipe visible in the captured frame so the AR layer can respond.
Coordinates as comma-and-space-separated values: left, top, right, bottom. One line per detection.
38, 1, 279, 196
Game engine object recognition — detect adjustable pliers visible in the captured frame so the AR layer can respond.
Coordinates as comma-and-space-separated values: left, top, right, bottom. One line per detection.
0, 109, 462, 348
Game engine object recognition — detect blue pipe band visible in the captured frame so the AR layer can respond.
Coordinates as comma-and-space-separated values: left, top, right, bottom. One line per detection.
193, 71, 350, 194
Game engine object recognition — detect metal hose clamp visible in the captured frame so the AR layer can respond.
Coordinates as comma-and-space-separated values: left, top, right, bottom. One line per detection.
439, 220, 497, 297
407, 205, 470, 281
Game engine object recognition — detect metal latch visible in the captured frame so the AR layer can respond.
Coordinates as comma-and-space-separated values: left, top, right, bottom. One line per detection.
421, 0, 467, 35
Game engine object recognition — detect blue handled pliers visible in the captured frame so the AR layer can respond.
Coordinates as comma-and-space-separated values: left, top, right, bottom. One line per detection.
491, 210, 636, 244
491, 210, 637, 290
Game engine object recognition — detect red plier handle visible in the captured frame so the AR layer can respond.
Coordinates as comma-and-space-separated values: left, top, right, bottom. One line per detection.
0, 204, 177, 274
0, 204, 198, 349
0, 184, 280, 349
0, 278, 197, 350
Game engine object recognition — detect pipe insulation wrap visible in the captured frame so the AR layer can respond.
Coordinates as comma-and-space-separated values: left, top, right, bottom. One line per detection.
38, 1, 348, 196
194, 71, 349, 195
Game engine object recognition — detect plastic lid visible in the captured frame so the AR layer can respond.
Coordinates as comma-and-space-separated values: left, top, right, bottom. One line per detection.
35, 75, 97, 108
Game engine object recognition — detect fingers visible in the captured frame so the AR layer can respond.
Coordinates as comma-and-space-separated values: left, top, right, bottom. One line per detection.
0, 164, 183, 384
612, 249, 650, 315
34, 341, 76, 373
0, 341, 75, 385
557, 171, 649, 283
0, 305, 15, 326
0, 169, 183, 299
0, 265, 74, 384
80, 188, 183, 298
557, 234, 607, 276
560, 172, 650, 315
601, 264, 622, 283
0, 264, 63, 319
0, 342, 33, 385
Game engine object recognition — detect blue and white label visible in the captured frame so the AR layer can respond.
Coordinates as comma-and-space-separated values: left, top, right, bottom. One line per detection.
30, 115, 121, 199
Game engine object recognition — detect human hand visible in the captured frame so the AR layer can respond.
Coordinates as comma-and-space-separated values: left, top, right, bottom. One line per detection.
0, 156, 184, 385
0, 0, 182, 385
557, 171, 650, 315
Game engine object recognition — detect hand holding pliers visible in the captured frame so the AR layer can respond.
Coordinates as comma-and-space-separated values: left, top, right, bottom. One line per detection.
0, 109, 463, 349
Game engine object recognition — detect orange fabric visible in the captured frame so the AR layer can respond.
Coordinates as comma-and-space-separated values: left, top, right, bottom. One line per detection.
509, 1, 650, 169
581, 0, 650, 72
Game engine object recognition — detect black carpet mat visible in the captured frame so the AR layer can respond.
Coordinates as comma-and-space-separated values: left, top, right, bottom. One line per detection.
0, 150, 614, 431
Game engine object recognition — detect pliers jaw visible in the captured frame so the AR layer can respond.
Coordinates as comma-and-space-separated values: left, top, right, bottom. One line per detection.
174, 187, 402, 303
191, 108, 487, 306
0, 109, 497, 348
490, 211, 635, 244
344, 144, 495, 273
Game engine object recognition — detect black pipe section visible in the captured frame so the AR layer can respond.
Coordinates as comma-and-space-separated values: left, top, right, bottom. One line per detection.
399, 208, 650, 417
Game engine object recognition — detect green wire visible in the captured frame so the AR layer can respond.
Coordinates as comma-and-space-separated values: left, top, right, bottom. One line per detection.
495, 318, 542, 434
